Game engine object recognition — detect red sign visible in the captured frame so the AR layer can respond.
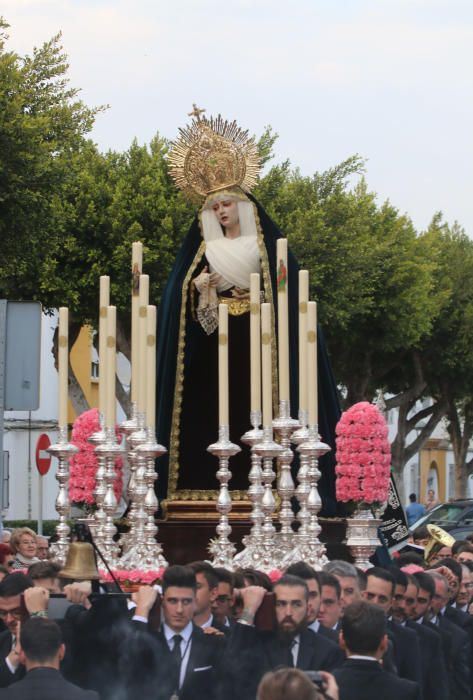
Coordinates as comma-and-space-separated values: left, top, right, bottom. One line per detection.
35, 433, 52, 476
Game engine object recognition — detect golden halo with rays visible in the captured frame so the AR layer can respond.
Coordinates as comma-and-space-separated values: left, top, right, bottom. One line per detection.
168, 108, 261, 203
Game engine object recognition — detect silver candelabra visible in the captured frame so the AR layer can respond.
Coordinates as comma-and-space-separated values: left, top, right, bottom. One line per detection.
47, 425, 79, 565
207, 425, 240, 568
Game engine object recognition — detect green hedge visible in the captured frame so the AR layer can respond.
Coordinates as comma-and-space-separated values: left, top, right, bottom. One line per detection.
3, 519, 129, 537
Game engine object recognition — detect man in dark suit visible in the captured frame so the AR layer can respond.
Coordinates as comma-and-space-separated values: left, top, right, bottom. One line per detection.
333, 600, 421, 700
413, 570, 471, 700
363, 567, 422, 689
285, 562, 339, 643
188, 561, 227, 633
423, 570, 472, 700
229, 574, 344, 698
130, 565, 226, 700
0, 617, 99, 700
0, 572, 39, 688
391, 569, 448, 700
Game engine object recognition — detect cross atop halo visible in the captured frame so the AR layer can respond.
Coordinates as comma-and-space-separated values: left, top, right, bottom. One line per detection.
188, 103, 206, 121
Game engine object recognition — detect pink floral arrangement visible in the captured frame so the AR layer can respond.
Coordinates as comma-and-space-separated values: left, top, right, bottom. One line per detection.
99, 568, 165, 585
335, 401, 391, 506
400, 564, 425, 575
268, 569, 283, 583
69, 408, 123, 507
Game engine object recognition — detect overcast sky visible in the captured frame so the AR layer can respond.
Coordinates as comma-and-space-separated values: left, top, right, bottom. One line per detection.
3, 0, 473, 234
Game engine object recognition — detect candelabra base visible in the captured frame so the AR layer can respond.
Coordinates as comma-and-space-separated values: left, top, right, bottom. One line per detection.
232, 534, 284, 572
280, 535, 328, 570
119, 542, 168, 571
345, 507, 382, 570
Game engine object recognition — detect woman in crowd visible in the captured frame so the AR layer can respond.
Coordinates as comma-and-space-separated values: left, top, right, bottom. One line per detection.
9, 527, 39, 570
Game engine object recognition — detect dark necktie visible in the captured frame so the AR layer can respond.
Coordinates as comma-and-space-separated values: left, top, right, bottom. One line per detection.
170, 634, 183, 691
285, 639, 295, 667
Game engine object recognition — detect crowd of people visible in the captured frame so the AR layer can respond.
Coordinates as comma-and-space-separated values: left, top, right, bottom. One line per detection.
0, 525, 473, 699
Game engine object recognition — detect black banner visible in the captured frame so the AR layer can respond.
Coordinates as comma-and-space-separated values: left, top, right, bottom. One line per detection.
378, 475, 410, 551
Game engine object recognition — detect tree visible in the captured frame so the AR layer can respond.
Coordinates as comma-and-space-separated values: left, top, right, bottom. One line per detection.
0, 20, 103, 302
419, 218, 473, 495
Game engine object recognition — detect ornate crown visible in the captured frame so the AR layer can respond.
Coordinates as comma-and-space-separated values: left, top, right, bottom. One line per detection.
168, 105, 260, 202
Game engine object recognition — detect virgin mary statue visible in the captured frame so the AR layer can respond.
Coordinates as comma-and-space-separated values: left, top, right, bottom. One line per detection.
156, 110, 341, 517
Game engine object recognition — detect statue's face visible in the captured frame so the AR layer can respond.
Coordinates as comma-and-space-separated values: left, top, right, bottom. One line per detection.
212, 199, 239, 229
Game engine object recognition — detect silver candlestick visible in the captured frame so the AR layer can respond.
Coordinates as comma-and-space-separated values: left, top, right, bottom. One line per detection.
242, 425, 284, 572
88, 412, 108, 548
291, 408, 310, 445
207, 425, 240, 568
233, 410, 265, 568
272, 399, 300, 553
47, 425, 79, 565
120, 426, 168, 570
119, 413, 148, 553
95, 426, 125, 567
283, 424, 330, 569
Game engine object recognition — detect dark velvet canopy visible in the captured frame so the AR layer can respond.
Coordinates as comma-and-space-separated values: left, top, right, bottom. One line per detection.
156, 195, 342, 516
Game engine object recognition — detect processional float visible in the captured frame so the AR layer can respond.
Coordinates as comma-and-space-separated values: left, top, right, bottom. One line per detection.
48, 110, 331, 573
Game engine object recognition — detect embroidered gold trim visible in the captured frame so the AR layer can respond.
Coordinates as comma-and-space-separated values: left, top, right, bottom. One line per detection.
168, 240, 206, 500
218, 296, 250, 316
167, 201, 279, 504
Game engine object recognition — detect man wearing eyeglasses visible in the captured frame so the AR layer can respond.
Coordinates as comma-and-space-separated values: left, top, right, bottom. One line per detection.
211, 568, 234, 628
0, 573, 49, 688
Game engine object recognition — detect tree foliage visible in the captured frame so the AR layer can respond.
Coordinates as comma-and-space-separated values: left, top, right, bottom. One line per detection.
2, 22, 473, 495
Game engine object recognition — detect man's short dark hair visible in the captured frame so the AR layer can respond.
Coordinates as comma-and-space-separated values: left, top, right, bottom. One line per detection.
396, 552, 425, 568
20, 618, 62, 663
236, 568, 272, 591
274, 575, 309, 600
162, 565, 196, 593
387, 566, 408, 589
434, 557, 462, 582
188, 561, 218, 590
342, 601, 386, 655
213, 567, 234, 588
285, 562, 319, 586
366, 567, 395, 595
0, 572, 33, 597
319, 572, 341, 598
412, 525, 430, 542
28, 561, 62, 580
414, 572, 435, 598
451, 540, 470, 556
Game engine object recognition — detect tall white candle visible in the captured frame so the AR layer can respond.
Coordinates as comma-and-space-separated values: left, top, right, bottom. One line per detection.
106, 305, 117, 429
261, 303, 272, 428
99, 276, 110, 417
250, 273, 261, 414
276, 238, 289, 402
131, 242, 143, 404
58, 307, 69, 428
298, 270, 309, 415
138, 274, 149, 416
307, 301, 318, 426
146, 305, 157, 428
218, 304, 229, 426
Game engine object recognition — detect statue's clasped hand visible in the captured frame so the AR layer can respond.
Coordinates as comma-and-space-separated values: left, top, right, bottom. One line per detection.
231, 287, 249, 300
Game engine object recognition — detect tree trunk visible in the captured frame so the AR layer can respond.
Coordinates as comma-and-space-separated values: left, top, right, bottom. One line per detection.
445, 393, 473, 498
68, 365, 90, 416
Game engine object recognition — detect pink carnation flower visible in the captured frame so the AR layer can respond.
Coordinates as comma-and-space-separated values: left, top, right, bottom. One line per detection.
69, 408, 124, 507
335, 402, 391, 506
